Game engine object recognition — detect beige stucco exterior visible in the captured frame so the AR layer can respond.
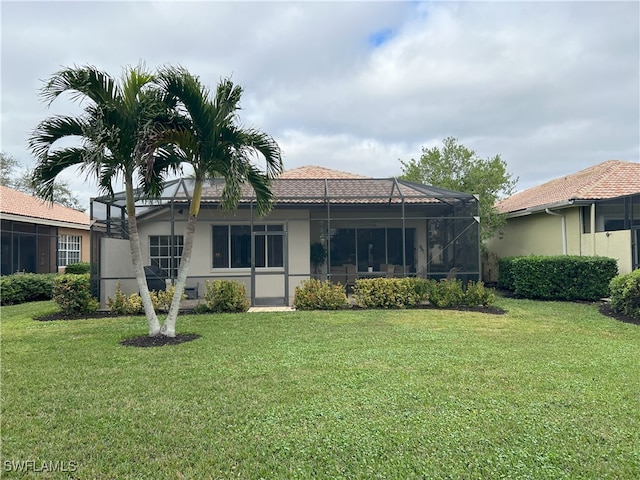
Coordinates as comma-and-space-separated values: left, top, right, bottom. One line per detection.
487, 205, 634, 276
101, 208, 313, 306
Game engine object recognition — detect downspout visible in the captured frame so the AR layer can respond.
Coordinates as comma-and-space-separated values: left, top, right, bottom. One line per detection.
545, 208, 567, 255
590, 203, 596, 255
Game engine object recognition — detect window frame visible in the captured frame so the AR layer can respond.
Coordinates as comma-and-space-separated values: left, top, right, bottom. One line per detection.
57, 234, 81, 267
149, 235, 184, 278
211, 223, 285, 270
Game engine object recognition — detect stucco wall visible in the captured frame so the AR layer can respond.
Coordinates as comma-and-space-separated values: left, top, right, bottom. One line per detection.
487, 206, 633, 275
487, 208, 581, 258
135, 208, 311, 305
582, 230, 633, 274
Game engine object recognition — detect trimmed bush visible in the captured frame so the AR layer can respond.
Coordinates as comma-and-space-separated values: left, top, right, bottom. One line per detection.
107, 283, 143, 315
53, 274, 99, 315
500, 255, 617, 301
609, 269, 640, 319
0, 273, 57, 305
150, 286, 185, 313
463, 281, 497, 307
294, 279, 349, 310
205, 280, 250, 313
64, 262, 91, 274
354, 277, 421, 309
108, 284, 186, 314
427, 279, 465, 308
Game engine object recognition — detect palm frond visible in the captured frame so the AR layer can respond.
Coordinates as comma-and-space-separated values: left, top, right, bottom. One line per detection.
31, 147, 87, 202
28, 115, 88, 158
41, 65, 120, 108
155, 65, 213, 137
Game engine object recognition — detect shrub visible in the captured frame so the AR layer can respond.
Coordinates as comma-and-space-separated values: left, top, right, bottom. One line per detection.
108, 284, 186, 314
0, 273, 57, 305
150, 286, 185, 313
463, 281, 496, 307
53, 274, 98, 315
64, 262, 91, 274
428, 279, 465, 308
294, 279, 349, 310
205, 280, 250, 313
107, 283, 143, 315
500, 255, 617, 301
609, 269, 640, 319
353, 277, 420, 309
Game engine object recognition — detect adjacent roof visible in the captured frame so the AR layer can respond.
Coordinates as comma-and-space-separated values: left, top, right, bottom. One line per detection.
497, 160, 640, 215
279, 165, 370, 179
0, 185, 90, 229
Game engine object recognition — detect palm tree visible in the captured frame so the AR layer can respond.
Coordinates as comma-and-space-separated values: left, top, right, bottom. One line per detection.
143, 66, 282, 337
28, 65, 169, 336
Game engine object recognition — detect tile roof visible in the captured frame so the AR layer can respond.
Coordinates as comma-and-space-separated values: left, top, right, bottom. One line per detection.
497, 160, 640, 214
0, 185, 90, 228
279, 165, 370, 179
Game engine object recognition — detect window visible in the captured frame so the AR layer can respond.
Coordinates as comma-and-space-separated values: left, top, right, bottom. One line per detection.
58, 234, 81, 267
149, 235, 184, 277
212, 224, 284, 269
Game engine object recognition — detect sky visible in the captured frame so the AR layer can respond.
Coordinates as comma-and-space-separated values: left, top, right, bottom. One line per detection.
1, 0, 639, 209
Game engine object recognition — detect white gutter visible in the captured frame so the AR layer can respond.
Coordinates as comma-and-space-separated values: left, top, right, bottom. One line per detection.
545, 208, 567, 254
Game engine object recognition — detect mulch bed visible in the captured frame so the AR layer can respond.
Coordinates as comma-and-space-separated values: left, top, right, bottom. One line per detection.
120, 333, 201, 348
598, 302, 640, 326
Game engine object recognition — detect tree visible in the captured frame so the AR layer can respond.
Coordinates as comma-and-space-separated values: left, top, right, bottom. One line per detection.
0, 152, 20, 186
142, 67, 283, 337
400, 137, 517, 242
29, 65, 169, 336
0, 152, 85, 211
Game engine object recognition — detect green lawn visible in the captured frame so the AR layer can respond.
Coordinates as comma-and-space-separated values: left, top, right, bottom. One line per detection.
1, 298, 639, 479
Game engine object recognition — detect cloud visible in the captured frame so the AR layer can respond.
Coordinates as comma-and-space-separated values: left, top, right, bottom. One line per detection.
1, 0, 637, 206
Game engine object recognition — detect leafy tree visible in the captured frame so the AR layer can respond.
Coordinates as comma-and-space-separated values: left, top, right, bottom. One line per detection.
0, 152, 19, 186
141, 66, 282, 337
29, 65, 171, 336
1, 151, 86, 211
400, 137, 517, 242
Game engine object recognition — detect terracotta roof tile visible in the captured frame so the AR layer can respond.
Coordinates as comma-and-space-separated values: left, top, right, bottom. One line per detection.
497, 160, 640, 214
279, 165, 370, 179
0, 185, 90, 227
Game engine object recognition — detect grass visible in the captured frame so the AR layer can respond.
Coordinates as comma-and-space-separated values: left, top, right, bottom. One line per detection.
1, 298, 639, 479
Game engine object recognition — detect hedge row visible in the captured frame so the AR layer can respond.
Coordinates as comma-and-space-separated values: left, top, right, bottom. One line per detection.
0, 273, 57, 305
498, 255, 617, 301
294, 278, 496, 310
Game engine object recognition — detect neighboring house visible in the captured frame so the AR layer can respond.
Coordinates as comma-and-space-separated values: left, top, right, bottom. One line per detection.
0, 185, 90, 275
91, 166, 480, 306
486, 160, 640, 276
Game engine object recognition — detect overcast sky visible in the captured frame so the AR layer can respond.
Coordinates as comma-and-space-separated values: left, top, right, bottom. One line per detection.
1, 1, 638, 208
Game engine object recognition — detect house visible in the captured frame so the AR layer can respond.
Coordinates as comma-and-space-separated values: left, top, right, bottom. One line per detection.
90, 166, 481, 307
486, 160, 640, 277
0, 185, 90, 275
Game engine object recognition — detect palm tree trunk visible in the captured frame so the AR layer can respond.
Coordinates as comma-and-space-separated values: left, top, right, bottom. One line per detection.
160, 179, 203, 337
126, 179, 161, 336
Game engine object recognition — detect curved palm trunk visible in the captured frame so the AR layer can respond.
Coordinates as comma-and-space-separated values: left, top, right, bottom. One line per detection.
160, 179, 203, 337
126, 179, 161, 336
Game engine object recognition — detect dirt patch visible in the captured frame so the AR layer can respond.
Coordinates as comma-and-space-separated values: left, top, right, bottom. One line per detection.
120, 333, 201, 348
